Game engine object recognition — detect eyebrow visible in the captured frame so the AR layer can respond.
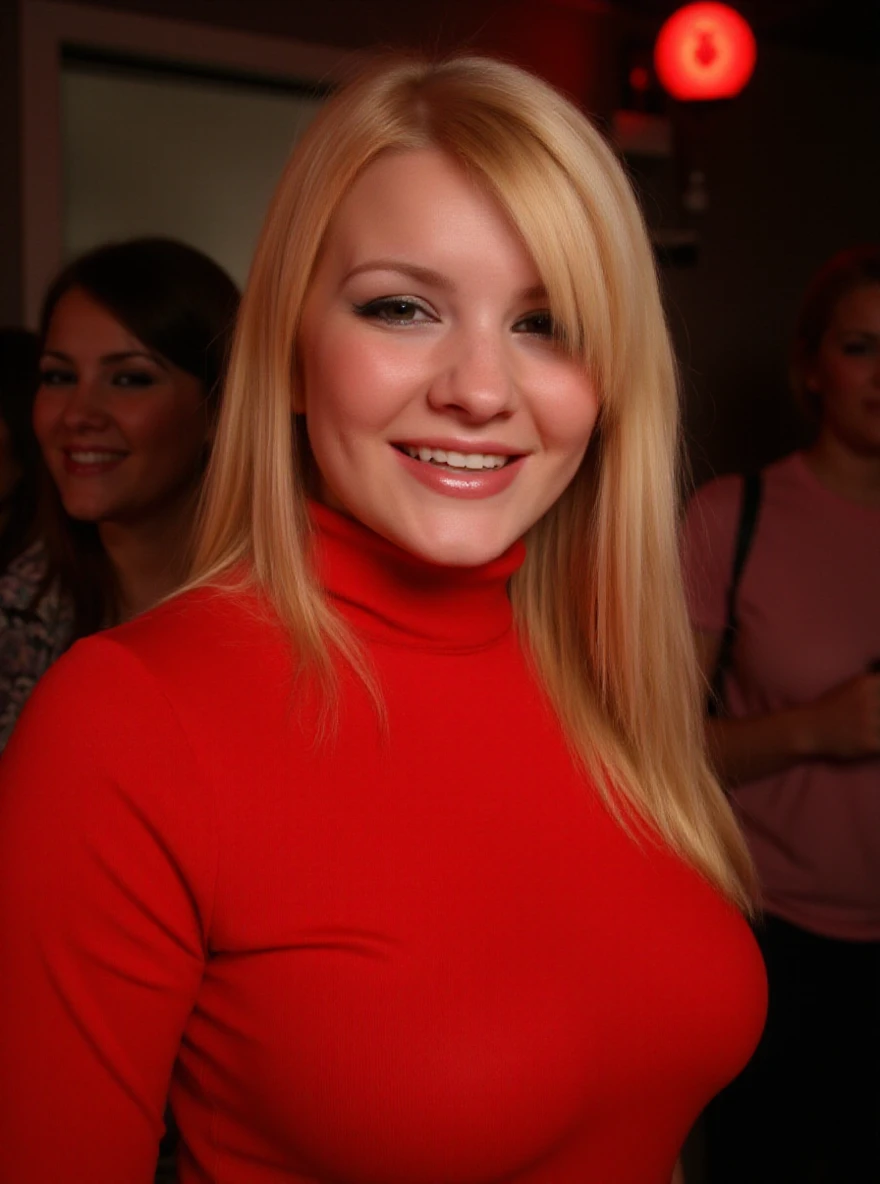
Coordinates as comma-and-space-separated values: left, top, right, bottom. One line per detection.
344, 260, 456, 291
40, 349, 169, 369
343, 259, 548, 302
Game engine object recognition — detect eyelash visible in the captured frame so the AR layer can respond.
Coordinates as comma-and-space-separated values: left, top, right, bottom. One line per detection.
353, 297, 433, 326
38, 369, 158, 389
513, 311, 556, 339
113, 372, 157, 388
352, 298, 558, 339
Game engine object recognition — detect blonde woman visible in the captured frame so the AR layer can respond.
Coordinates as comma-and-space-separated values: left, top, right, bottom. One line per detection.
0, 56, 765, 1184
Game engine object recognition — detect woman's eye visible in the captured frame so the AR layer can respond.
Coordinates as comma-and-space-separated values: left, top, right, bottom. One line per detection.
353, 298, 432, 326
112, 371, 157, 388
841, 340, 872, 357
513, 311, 557, 339
39, 368, 75, 387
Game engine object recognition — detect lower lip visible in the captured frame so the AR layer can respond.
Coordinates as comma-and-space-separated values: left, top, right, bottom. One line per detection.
62, 453, 128, 476
394, 449, 524, 499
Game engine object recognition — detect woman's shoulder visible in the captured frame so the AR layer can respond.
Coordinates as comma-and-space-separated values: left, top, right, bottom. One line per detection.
0, 581, 294, 829
0, 539, 50, 610
108, 579, 283, 671
686, 470, 748, 516
684, 451, 806, 537
682, 471, 749, 559
16, 581, 283, 737
98, 587, 290, 738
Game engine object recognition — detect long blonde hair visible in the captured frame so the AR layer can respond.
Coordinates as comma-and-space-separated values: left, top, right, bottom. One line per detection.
189, 54, 756, 910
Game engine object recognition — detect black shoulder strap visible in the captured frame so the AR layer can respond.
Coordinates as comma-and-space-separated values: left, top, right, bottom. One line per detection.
707, 472, 763, 717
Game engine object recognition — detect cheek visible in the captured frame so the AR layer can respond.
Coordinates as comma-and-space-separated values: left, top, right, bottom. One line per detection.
302, 326, 423, 435
533, 374, 600, 455
815, 354, 866, 402
121, 398, 207, 466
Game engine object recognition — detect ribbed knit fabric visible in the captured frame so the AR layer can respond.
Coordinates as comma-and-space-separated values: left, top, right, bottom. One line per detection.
0, 503, 765, 1183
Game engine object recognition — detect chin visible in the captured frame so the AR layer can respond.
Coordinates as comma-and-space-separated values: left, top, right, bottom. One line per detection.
59, 502, 105, 523
389, 517, 519, 569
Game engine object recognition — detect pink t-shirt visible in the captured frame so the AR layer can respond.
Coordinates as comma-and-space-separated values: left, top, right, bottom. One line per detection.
682, 451, 880, 940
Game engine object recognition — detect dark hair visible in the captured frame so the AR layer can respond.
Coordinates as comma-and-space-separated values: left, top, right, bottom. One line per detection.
38, 237, 240, 637
790, 244, 880, 418
0, 328, 41, 570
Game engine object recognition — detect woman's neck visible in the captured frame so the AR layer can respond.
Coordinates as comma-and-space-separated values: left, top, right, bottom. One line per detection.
98, 496, 197, 623
803, 432, 880, 507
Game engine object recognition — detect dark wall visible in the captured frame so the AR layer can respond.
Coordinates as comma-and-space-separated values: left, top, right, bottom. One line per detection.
0, 0, 23, 328
662, 43, 879, 482
45, 0, 503, 52
37, 0, 615, 84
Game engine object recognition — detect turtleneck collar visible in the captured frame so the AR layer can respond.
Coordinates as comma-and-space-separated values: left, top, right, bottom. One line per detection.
309, 502, 525, 651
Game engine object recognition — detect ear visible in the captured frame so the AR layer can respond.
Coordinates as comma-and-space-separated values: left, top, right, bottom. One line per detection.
804, 368, 821, 395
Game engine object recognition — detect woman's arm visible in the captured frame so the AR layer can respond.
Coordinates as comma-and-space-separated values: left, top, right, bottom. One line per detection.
0, 638, 213, 1182
696, 631, 880, 787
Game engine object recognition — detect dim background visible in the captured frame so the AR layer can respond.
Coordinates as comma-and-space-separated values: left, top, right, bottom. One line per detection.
1, 0, 877, 483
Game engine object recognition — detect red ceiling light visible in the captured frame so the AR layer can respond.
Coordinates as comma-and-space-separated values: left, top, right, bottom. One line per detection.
654, 3, 757, 101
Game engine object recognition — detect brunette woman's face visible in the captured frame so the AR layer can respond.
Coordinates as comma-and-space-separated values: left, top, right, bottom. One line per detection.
297, 148, 599, 567
34, 288, 211, 526
808, 283, 880, 456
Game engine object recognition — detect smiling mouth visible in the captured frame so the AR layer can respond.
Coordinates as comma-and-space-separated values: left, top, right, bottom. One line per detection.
65, 450, 128, 464
395, 444, 516, 471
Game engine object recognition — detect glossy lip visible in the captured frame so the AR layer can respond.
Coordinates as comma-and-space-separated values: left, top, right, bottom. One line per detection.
392, 442, 526, 499
61, 446, 130, 477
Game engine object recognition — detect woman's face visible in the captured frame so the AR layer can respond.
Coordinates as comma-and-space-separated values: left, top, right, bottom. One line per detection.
298, 148, 599, 567
34, 288, 211, 526
808, 282, 880, 456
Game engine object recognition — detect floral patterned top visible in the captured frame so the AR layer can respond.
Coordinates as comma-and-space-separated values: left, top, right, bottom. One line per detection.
0, 540, 74, 752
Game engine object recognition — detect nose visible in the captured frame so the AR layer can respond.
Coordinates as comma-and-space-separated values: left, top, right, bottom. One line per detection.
60, 378, 111, 432
427, 327, 517, 423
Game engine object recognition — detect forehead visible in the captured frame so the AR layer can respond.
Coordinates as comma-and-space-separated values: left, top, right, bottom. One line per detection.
829, 282, 880, 330
45, 288, 139, 351
315, 147, 540, 285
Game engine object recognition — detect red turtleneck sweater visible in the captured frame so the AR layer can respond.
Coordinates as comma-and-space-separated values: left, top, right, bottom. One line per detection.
0, 505, 765, 1183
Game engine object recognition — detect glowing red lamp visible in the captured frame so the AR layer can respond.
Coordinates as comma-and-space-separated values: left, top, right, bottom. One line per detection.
654, 3, 757, 101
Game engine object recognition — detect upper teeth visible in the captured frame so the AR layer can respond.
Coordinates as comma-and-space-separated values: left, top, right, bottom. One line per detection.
69, 451, 124, 463
402, 445, 508, 470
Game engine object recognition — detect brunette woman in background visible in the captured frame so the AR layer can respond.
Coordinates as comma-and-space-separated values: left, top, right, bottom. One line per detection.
0, 238, 238, 749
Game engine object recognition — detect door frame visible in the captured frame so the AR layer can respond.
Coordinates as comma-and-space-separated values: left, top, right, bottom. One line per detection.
20, 0, 360, 323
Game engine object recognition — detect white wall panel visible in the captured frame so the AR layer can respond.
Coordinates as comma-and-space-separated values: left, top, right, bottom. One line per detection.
61, 65, 324, 288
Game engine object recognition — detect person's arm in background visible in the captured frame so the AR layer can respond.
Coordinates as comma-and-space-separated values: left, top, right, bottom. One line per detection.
0, 636, 213, 1182
695, 630, 880, 787
671, 1158, 685, 1184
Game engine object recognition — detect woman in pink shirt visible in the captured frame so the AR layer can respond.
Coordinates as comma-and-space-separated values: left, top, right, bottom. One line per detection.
682, 244, 880, 1182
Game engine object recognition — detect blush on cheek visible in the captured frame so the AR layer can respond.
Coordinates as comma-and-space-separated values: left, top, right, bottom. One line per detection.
542, 396, 600, 454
